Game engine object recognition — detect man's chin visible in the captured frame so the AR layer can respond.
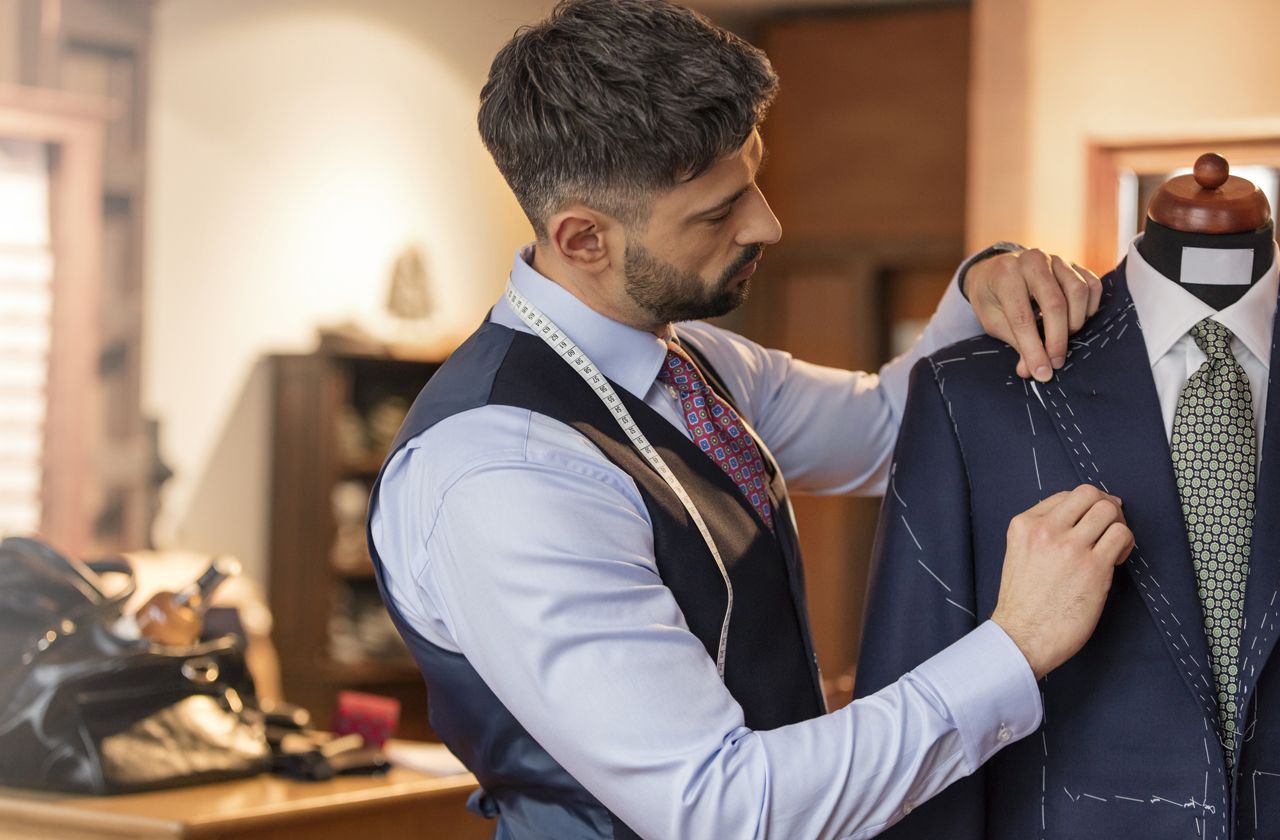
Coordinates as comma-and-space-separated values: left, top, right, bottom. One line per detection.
722, 277, 752, 310
693, 280, 751, 321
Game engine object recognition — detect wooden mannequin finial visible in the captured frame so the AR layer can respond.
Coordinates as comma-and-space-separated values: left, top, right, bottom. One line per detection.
1192, 153, 1230, 190
1147, 152, 1271, 234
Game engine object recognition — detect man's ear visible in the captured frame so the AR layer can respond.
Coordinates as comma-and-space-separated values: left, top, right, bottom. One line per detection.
545, 206, 613, 274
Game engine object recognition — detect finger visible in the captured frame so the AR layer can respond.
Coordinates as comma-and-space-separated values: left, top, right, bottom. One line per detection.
1046, 483, 1112, 528
1093, 522, 1135, 566
1002, 289, 1053, 382
1076, 263, 1103, 317
1072, 497, 1126, 545
1025, 489, 1075, 517
1051, 255, 1090, 333
1024, 252, 1069, 371
1016, 358, 1029, 379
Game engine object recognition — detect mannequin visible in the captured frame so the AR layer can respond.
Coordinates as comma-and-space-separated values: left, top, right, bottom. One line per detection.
1138, 152, 1275, 309
855, 152, 1280, 839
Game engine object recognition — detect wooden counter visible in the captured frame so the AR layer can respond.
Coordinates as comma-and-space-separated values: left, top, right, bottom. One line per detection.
0, 767, 491, 840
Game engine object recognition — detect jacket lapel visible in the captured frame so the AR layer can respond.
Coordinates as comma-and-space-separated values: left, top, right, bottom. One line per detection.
1234, 288, 1280, 744
1038, 264, 1219, 722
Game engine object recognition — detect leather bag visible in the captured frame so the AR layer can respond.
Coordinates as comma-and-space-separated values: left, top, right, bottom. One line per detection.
0, 537, 270, 794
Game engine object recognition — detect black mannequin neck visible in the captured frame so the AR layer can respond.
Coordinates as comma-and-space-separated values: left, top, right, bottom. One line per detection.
1137, 218, 1274, 310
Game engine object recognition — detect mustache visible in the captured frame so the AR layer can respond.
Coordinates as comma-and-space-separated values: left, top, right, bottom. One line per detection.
722, 244, 764, 282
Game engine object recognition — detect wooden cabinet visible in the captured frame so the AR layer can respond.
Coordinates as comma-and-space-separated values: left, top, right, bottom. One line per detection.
267, 350, 441, 739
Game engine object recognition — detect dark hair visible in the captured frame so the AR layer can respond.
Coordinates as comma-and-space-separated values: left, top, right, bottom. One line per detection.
478, 0, 778, 239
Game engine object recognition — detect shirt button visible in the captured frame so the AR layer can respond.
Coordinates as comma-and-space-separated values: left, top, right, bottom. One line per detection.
997, 724, 1012, 743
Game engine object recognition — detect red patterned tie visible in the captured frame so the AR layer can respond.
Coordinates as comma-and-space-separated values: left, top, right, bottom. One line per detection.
658, 341, 774, 531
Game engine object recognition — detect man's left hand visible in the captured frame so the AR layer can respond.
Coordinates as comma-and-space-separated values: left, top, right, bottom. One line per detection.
967, 248, 1103, 383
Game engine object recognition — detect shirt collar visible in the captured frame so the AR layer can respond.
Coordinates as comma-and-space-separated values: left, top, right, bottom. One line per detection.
490, 245, 670, 400
1124, 235, 1278, 371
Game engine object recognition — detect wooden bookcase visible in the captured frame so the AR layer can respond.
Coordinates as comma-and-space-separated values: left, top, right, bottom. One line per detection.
267, 349, 442, 740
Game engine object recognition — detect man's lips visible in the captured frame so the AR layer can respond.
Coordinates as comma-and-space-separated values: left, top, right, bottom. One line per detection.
732, 256, 761, 282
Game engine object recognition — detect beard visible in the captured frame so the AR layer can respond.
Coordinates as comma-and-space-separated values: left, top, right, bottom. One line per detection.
623, 241, 762, 324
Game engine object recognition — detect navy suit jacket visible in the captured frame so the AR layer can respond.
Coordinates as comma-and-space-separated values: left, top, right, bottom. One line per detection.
857, 263, 1280, 840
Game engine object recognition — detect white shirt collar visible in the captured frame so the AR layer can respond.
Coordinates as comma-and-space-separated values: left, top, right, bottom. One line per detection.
489, 245, 670, 400
1124, 235, 1278, 371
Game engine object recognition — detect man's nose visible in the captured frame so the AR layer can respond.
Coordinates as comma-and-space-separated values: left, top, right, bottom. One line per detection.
739, 189, 782, 247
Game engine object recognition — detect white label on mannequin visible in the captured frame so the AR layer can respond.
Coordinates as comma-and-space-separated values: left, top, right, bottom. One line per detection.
1180, 247, 1253, 285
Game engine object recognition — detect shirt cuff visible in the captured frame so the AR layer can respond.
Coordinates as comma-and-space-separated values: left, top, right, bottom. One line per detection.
912, 620, 1042, 773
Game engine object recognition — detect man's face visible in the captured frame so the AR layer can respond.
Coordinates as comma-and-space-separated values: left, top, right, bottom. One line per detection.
621, 130, 781, 324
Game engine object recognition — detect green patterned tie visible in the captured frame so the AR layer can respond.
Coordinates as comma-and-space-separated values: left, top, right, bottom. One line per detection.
1171, 317, 1257, 771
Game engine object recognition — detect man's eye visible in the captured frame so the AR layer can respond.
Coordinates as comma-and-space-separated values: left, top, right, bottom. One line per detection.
706, 211, 731, 224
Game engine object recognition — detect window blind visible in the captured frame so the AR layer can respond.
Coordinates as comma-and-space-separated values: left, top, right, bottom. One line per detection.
0, 139, 52, 537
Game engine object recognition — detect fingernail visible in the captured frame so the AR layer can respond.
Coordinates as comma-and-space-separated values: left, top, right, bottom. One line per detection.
1034, 365, 1052, 381
1052, 357, 1065, 369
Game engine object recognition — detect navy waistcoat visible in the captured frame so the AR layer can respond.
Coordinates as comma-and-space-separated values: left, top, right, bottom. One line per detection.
365, 321, 825, 839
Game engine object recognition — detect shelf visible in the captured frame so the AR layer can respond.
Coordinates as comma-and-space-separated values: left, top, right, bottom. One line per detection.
320, 660, 421, 685
339, 454, 388, 478
333, 562, 377, 580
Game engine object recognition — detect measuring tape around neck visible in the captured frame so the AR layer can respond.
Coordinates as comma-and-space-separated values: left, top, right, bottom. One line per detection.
504, 281, 733, 681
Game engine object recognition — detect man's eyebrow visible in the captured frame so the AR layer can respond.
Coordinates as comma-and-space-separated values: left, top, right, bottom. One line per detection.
690, 185, 750, 220
686, 143, 768, 220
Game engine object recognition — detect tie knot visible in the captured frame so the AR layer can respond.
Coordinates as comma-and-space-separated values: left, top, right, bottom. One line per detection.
657, 341, 706, 395
1190, 318, 1235, 363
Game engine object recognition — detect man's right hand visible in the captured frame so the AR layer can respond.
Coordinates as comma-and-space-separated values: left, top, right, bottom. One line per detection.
990, 485, 1134, 679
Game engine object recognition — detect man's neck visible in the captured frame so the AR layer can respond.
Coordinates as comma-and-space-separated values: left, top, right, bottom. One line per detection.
1137, 219, 1275, 310
528, 246, 669, 336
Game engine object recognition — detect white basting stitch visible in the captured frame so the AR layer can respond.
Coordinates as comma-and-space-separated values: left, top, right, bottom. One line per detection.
916, 558, 952, 593
900, 515, 922, 551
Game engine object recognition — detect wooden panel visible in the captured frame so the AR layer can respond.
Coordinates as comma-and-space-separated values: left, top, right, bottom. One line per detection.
760, 6, 970, 245
733, 6, 971, 688
778, 267, 881, 681
269, 356, 333, 682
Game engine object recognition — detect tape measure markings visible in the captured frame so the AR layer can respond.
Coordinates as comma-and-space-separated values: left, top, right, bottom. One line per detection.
504, 282, 733, 680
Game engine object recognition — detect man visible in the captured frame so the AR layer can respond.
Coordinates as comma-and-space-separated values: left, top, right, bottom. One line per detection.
366, 2, 1133, 838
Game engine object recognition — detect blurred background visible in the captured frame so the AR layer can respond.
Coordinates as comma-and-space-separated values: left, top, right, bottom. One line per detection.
3, 0, 1280, 734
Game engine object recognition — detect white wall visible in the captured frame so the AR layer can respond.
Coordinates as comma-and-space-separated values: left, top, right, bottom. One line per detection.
969, 0, 1280, 260
146, 0, 552, 581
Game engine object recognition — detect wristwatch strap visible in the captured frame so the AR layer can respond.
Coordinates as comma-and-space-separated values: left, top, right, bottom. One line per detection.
958, 241, 1025, 300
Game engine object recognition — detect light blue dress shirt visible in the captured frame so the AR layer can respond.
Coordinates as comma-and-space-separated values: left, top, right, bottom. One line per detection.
369, 248, 1043, 839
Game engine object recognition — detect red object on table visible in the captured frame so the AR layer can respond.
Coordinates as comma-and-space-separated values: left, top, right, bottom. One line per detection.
332, 691, 401, 747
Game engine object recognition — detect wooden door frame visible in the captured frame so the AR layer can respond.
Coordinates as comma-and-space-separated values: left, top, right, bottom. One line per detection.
0, 84, 113, 554
1086, 135, 1280, 274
